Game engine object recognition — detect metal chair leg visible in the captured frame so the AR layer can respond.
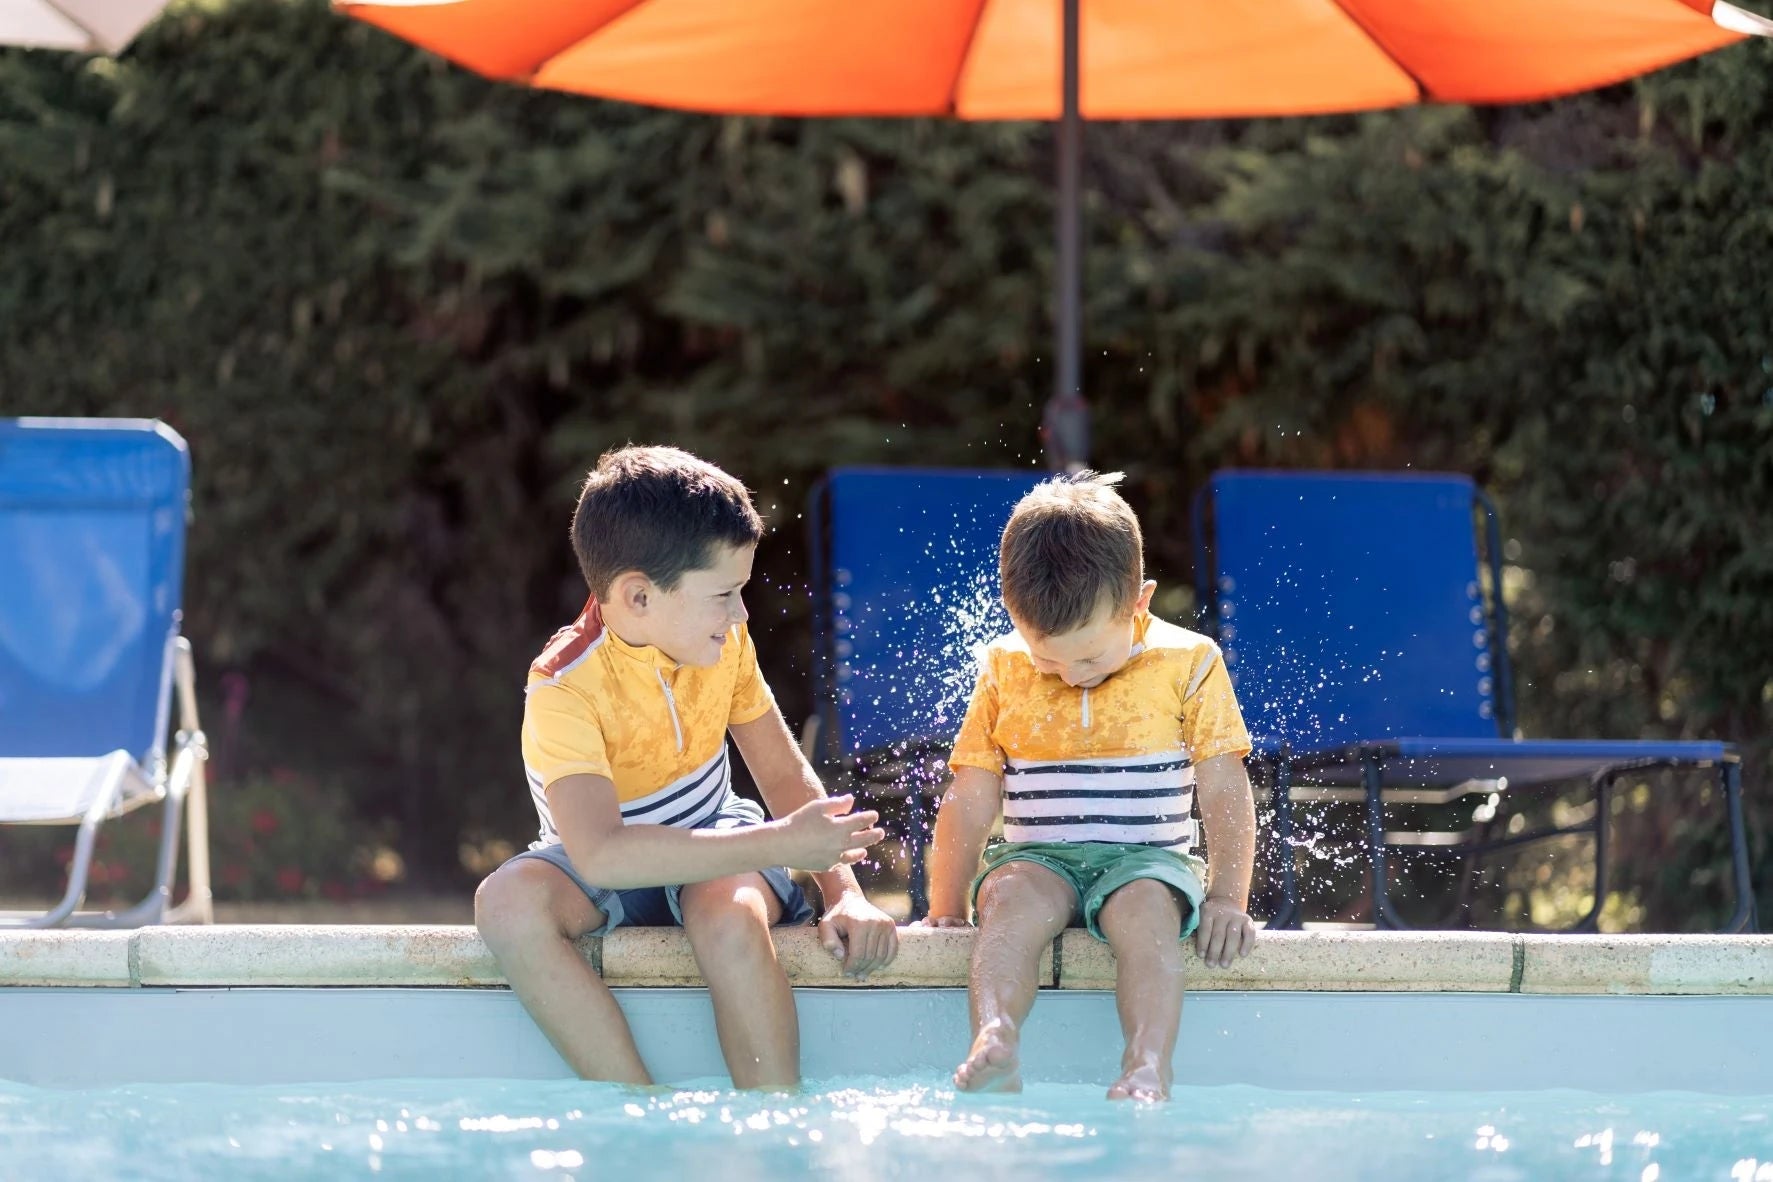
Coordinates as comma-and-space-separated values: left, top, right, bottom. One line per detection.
1571, 772, 1611, 934
13, 813, 101, 929
1266, 750, 1300, 930
907, 784, 930, 921
78, 786, 186, 928
1365, 755, 1407, 929
1723, 760, 1757, 934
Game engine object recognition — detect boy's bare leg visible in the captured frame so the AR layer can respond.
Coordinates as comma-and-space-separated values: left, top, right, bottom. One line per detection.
1095, 879, 1186, 1101
681, 874, 795, 1089
475, 860, 651, 1084
956, 861, 1077, 1093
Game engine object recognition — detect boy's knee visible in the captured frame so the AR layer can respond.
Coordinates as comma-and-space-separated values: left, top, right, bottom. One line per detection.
1097, 879, 1184, 952
974, 871, 1017, 919
474, 868, 528, 936
681, 881, 774, 958
1103, 877, 1177, 912
475, 863, 574, 945
975, 862, 1071, 927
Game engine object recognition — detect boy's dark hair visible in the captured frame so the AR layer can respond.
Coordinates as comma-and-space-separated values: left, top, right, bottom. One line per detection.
570, 446, 763, 598
999, 470, 1144, 638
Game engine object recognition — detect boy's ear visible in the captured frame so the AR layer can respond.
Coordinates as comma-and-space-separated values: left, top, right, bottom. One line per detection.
1134, 580, 1157, 614
610, 571, 654, 614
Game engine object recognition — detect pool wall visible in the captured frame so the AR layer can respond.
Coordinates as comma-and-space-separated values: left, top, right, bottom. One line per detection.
4, 928, 1771, 1092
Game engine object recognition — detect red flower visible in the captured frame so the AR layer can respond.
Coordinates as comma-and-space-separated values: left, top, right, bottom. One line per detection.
275, 866, 305, 894
250, 809, 279, 836
221, 864, 248, 888
321, 880, 349, 901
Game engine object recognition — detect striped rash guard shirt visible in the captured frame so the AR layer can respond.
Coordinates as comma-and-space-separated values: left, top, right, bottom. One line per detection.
518, 597, 776, 849
948, 612, 1251, 854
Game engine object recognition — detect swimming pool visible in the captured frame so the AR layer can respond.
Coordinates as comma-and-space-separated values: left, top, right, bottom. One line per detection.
4, 927, 1771, 1179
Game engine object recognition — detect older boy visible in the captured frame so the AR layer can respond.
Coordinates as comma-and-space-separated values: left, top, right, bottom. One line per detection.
476, 446, 899, 1088
924, 471, 1258, 1101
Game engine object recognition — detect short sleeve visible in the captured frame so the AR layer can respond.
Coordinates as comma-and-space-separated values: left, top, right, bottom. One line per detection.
522, 680, 612, 787
1180, 649, 1252, 763
728, 624, 776, 726
948, 656, 1005, 776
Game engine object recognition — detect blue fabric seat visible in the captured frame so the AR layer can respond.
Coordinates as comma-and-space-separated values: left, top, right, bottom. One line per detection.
0, 418, 213, 928
806, 467, 1045, 916
1193, 469, 1753, 932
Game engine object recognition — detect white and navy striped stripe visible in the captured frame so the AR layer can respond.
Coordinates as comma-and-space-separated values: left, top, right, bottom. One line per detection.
526, 746, 737, 847
1001, 749, 1199, 852
525, 767, 561, 846
617, 747, 734, 827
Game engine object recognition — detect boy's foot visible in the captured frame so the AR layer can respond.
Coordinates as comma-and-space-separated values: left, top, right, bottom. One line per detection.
954, 1019, 1022, 1093
1106, 1057, 1170, 1102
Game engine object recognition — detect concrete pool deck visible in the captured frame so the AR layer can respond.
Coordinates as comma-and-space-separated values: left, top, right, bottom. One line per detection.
4, 927, 1772, 994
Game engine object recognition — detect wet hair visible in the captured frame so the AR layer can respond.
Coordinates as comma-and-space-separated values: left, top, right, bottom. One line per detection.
570, 445, 763, 598
999, 470, 1144, 638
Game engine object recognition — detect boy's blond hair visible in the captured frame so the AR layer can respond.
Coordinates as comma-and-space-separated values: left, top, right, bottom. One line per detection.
999, 470, 1144, 638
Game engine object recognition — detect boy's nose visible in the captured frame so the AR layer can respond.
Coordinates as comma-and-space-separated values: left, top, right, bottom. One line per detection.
730, 595, 749, 624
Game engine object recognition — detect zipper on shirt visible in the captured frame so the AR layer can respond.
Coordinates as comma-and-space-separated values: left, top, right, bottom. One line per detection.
1081, 687, 1092, 729
656, 668, 685, 752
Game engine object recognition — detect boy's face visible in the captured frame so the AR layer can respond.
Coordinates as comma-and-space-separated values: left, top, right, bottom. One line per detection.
1012, 581, 1157, 688
648, 542, 756, 667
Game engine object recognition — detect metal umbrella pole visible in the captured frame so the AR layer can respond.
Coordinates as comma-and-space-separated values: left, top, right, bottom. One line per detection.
1042, 0, 1091, 472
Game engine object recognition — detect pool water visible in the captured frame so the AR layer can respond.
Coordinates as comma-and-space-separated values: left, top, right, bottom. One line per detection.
6, 1075, 1771, 1181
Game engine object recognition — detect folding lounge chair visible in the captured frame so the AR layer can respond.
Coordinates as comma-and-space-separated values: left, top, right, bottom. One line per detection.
0, 418, 212, 928
1192, 469, 1754, 933
806, 467, 1045, 917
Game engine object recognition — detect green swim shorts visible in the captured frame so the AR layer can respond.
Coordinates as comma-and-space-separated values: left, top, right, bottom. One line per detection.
969, 840, 1208, 942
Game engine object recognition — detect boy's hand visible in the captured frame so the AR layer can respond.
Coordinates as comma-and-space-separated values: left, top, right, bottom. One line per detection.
913, 914, 972, 929
818, 895, 899, 979
773, 795, 884, 872
1195, 897, 1257, 969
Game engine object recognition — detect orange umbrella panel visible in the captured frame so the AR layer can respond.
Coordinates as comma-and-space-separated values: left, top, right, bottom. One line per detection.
340, 0, 1768, 119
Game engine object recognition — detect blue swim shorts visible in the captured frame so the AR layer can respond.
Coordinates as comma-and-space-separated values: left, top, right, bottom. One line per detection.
506, 794, 815, 936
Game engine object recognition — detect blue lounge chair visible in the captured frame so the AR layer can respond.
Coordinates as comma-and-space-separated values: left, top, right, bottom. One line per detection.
806, 467, 1045, 916
0, 418, 213, 928
1192, 469, 1753, 933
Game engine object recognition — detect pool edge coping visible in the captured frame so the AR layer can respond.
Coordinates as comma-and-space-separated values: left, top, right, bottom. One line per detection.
3, 927, 1771, 995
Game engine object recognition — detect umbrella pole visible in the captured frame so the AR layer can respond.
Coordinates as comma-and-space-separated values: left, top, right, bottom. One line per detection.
1043, 0, 1089, 472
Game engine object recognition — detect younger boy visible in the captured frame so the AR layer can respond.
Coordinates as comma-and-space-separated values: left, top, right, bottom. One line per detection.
476, 445, 899, 1088
924, 471, 1258, 1101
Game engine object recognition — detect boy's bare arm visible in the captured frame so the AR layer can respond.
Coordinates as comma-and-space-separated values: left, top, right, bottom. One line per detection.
727, 707, 874, 904
923, 766, 1004, 924
1193, 752, 1259, 967
547, 771, 882, 889
729, 707, 900, 977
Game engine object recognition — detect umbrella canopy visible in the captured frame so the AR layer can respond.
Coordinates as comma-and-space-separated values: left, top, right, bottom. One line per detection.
0, 0, 168, 54
340, 0, 1767, 116
340, 0, 1772, 465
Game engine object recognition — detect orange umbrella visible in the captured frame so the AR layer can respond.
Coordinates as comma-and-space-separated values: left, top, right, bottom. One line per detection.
339, 0, 1771, 465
